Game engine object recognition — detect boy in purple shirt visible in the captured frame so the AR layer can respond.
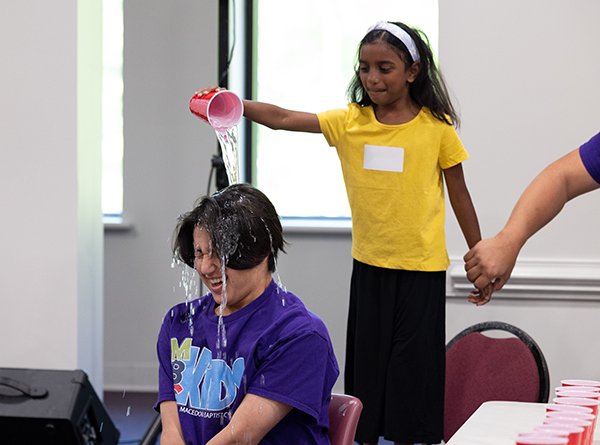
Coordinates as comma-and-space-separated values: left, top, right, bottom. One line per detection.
465, 131, 600, 302
156, 184, 339, 444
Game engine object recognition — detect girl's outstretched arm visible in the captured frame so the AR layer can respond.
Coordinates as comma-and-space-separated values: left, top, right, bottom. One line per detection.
243, 100, 321, 133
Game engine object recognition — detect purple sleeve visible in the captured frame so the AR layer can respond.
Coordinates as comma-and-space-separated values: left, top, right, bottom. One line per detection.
579, 132, 600, 184
154, 314, 176, 411
247, 331, 336, 422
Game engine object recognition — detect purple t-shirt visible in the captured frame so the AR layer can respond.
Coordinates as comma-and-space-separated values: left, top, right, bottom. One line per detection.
156, 280, 339, 444
579, 132, 600, 183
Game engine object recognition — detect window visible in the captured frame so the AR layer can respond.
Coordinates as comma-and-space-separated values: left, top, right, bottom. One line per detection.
236, 0, 439, 220
102, 0, 124, 222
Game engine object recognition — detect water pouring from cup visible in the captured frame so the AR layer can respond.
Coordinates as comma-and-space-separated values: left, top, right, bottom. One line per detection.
190, 86, 244, 185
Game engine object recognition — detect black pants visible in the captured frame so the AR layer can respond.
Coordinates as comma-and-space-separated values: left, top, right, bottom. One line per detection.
345, 260, 446, 444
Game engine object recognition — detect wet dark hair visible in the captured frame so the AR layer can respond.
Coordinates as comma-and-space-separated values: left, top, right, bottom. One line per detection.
347, 21, 459, 127
173, 184, 286, 272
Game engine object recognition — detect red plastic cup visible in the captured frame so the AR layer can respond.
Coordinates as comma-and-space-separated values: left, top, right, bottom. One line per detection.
519, 432, 567, 438
546, 404, 594, 415
562, 379, 600, 388
556, 386, 600, 394
541, 420, 586, 445
553, 397, 600, 416
189, 87, 244, 131
516, 436, 569, 444
545, 413, 596, 445
553, 398, 600, 445
555, 391, 600, 400
546, 412, 596, 423
518, 433, 573, 444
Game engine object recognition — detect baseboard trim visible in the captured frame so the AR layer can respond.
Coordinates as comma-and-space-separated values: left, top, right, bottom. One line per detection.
447, 258, 600, 301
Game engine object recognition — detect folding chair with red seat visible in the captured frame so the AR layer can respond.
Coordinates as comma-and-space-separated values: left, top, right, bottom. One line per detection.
444, 321, 550, 443
328, 393, 363, 445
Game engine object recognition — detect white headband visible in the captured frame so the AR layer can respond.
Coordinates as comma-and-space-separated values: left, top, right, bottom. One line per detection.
366, 21, 420, 63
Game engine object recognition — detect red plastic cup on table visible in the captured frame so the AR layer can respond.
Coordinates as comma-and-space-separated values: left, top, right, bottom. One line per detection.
534, 424, 583, 445
518, 433, 572, 445
519, 431, 567, 438
516, 436, 569, 444
555, 391, 600, 400
545, 413, 595, 445
546, 404, 596, 442
556, 387, 600, 403
553, 397, 600, 416
546, 404, 594, 416
556, 386, 600, 395
553, 397, 600, 445
546, 412, 596, 424
540, 421, 586, 445
189, 87, 244, 132
562, 379, 600, 388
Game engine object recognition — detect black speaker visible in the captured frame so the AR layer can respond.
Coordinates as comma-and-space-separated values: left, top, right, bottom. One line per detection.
0, 368, 120, 444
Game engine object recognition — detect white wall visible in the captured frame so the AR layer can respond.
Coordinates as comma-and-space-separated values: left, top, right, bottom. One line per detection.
98, 0, 598, 394
0, 0, 103, 388
440, 0, 600, 392
441, 0, 600, 258
103, 0, 219, 390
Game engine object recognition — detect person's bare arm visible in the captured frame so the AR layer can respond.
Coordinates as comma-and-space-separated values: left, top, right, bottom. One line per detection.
159, 401, 186, 445
464, 149, 600, 292
206, 394, 292, 445
444, 163, 495, 305
243, 100, 321, 133
444, 163, 482, 249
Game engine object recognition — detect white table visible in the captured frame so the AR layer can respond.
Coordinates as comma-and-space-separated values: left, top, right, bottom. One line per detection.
446, 401, 600, 445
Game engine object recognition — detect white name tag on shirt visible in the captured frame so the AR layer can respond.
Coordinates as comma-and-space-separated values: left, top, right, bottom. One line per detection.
363, 144, 405, 172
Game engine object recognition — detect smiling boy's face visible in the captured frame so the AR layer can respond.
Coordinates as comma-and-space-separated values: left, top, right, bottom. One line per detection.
193, 226, 270, 315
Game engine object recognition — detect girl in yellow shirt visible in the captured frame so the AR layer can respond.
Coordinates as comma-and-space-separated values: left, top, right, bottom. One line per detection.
238, 21, 483, 445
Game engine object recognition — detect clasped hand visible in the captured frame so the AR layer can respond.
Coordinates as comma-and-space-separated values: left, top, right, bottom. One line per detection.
462, 233, 520, 306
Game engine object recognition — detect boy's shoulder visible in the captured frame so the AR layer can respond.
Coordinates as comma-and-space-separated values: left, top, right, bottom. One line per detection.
162, 294, 211, 325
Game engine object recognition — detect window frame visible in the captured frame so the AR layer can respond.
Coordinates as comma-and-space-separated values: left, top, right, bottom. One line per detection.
219, 0, 437, 230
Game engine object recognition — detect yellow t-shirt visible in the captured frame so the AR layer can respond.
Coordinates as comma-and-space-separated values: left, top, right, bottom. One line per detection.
317, 104, 468, 271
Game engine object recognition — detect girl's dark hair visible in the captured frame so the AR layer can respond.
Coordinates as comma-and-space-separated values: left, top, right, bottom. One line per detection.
173, 183, 286, 272
347, 21, 460, 127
